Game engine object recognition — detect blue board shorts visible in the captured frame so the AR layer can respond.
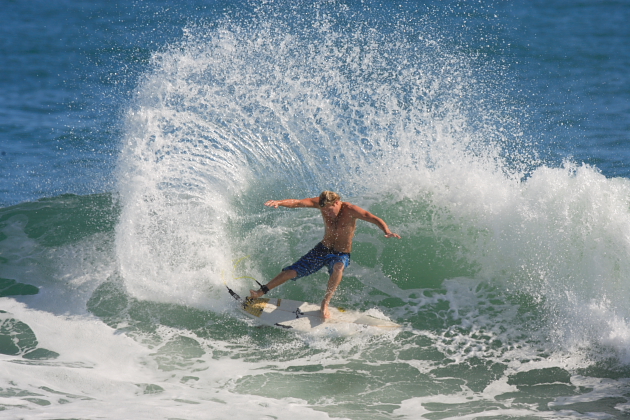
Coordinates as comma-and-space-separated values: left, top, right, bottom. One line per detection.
283, 242, 351, 279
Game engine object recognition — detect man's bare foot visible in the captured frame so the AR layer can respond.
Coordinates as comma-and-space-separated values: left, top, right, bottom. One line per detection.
249, 289, 264, 299
320, 302, 331, 319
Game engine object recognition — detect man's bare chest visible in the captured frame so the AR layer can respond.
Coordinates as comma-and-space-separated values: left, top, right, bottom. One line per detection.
323, 215, 356, 231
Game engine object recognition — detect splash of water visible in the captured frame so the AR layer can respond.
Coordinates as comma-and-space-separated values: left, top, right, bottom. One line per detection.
115, 2, 517, 299
115, 1, 630, 361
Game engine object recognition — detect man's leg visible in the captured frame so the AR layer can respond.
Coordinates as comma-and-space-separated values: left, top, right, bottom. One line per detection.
249, 269, 298, 298
321, 262, 345, 319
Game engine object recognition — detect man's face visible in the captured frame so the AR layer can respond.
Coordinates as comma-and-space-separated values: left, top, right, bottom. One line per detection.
320, 200, 342, 218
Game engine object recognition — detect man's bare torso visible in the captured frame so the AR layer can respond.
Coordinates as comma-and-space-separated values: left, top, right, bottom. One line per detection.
320, 202, 358, 253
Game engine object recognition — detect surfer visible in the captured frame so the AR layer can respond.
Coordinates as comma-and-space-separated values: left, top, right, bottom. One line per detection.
250, 191, 401, 319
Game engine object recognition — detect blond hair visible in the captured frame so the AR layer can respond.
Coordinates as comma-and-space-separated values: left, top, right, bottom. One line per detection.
319, 191, 341, 207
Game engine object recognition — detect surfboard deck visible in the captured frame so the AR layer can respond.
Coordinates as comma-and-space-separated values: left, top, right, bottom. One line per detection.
226, 286, 400, 333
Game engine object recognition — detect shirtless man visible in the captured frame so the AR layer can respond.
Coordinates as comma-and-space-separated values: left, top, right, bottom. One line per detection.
250, 191, 401, 319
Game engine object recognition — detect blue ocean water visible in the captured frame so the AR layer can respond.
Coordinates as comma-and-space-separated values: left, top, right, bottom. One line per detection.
1, 1, 630, 419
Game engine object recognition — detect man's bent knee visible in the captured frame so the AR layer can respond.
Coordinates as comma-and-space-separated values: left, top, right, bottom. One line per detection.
332, 262, 345, 273
281, 269, 298, 279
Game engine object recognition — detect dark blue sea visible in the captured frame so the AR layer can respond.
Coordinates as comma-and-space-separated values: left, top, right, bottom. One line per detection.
1, 1, 630, 418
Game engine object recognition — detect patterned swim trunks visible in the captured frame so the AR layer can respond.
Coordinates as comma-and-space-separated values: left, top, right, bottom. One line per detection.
283, 242, 351, 279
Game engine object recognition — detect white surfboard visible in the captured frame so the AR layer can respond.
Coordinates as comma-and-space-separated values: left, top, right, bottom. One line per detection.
226, 286, 400, 333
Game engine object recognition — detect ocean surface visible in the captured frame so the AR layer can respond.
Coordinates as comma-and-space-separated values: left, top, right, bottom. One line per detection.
1, 0, 630, 418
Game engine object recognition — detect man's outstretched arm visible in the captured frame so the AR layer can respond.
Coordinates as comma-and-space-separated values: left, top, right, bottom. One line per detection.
350, 204, 401, 238
265, 197, 319, 208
